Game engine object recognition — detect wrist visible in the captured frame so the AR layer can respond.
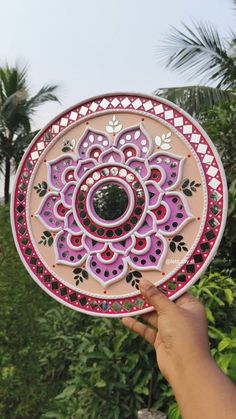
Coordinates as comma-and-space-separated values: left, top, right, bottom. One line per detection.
168, 349, 214, 389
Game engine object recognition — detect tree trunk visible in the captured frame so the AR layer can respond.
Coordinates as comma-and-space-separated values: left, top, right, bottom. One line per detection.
4, 157, 11, 205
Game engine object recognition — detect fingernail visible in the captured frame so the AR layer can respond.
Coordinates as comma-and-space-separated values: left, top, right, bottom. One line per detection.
139, 279, 151, 290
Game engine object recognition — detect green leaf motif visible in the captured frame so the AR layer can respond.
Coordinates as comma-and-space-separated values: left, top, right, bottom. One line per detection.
173, 235, 183, 242
34, 181, 48, 197
182, 179, 189, 188
183, 188, 192, 196
73, 268, 88, 284
126, 271, 142, 289
182, 178, 201, 197
38, 231, 53, 247
169, 235, 188, 252
169, 242, 176, 252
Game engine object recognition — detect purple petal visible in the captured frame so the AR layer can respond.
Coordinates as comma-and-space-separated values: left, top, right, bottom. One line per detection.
145, 181, 163, 209
98, 147, 124, 164
61, 182, 76, 208
36, 192, 63, 231
148, 152, 185, 191
129, 233, 167, 270
135, 211, 156, 237
157, 192, 193, 235
64, 210, 83, 234
48, 155, 77, 190
115, 123, 152, 159
74, 158, 96, 181
86, 252, 128, 287
55, 230, 86, 265
126, 157, 150, 179
77, 127, 111, 159
83, 235, 107, 254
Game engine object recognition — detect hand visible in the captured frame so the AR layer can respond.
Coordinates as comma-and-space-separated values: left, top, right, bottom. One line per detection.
121, 278, 210, 384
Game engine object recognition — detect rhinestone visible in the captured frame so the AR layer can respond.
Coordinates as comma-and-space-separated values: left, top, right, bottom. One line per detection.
102, 168, 109, 176
127, 174, 134, 182
110, 167, 118, 176
119, 169, 127, 177
92, 172, 100, 180
81, 185, 88, 192
86, 177, 94, 186
132, 181, 140, 189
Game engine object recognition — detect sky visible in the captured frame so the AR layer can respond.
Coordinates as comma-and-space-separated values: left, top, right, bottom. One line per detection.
0, 0, 235, 195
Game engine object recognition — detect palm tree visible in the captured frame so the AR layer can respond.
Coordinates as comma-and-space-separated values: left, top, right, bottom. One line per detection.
0, 64, 59, 204
154, 18, 236, 116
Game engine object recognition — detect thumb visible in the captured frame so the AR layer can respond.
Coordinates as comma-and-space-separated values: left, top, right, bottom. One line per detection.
139, 279, 174, 314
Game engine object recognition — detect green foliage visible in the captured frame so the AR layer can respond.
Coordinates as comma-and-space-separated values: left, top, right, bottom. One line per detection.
0, 64, 59, 203
0, 205, 236, 419
154, 86, 233, 118
158, 20, 236, 89
202, 99, 236, 276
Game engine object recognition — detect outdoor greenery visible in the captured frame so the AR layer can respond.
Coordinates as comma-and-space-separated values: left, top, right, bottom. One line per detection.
1, 6, 236, 416
155, 9, 236, 117
0, 204, 236, 419
0, 64, 59, 204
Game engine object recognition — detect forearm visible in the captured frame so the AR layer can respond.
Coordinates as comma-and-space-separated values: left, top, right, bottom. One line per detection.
170, 356, 236, 419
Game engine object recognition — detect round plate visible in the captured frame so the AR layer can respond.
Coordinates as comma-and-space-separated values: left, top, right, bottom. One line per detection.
11, 93, 227, 317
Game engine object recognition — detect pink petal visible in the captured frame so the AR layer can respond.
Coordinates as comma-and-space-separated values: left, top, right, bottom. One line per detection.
157, 192, 193, 235
64, 210, 83, 234
61, 182, 76, 208
145, 181, 163, 209
83, 235, 107, 254
36, 192, 63, 231
148, 152, 185, 191
98, 147, 124, 164
132, 237, 150, 254
126, 157, 150, 179
115, 123, 152, 158
77, 127, 111, 159
55, 230, 86, 265
110, 236, 135, 255
48, 156, 77, 190
86, 252, 128, 287
67, 233, 84, 250
135, 211, 156, 236
54, 202, 69, 219
129, 233, 167, 270
74, 159, 96, 181
151, 202, 169, 223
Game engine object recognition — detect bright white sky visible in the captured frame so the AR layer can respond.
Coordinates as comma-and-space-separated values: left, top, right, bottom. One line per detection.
0, 0, 235, 195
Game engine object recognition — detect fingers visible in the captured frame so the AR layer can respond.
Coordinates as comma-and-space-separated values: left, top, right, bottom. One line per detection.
175, 292, 198, 307
142, 311, 158, 329
139, 279, 174, 314
121, 317, 156, 346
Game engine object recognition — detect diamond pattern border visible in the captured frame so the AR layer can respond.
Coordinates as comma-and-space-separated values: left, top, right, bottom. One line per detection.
12, 93, 227, 316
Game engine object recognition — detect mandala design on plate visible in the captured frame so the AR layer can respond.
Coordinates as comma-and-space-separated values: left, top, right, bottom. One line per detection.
36, 123, 193, 287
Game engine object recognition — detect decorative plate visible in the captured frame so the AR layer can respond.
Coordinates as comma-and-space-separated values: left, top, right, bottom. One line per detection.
11, 93, 227, 317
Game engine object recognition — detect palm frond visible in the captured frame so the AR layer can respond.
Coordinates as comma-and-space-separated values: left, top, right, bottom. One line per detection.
153, 85, 234, 117
0, 64, 28, 101
26, 84, 60, 113
159, 21, 236, 89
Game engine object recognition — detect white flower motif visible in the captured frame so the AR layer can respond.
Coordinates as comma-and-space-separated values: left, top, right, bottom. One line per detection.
106, 115, 122, 134
155, 132, 172, 150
